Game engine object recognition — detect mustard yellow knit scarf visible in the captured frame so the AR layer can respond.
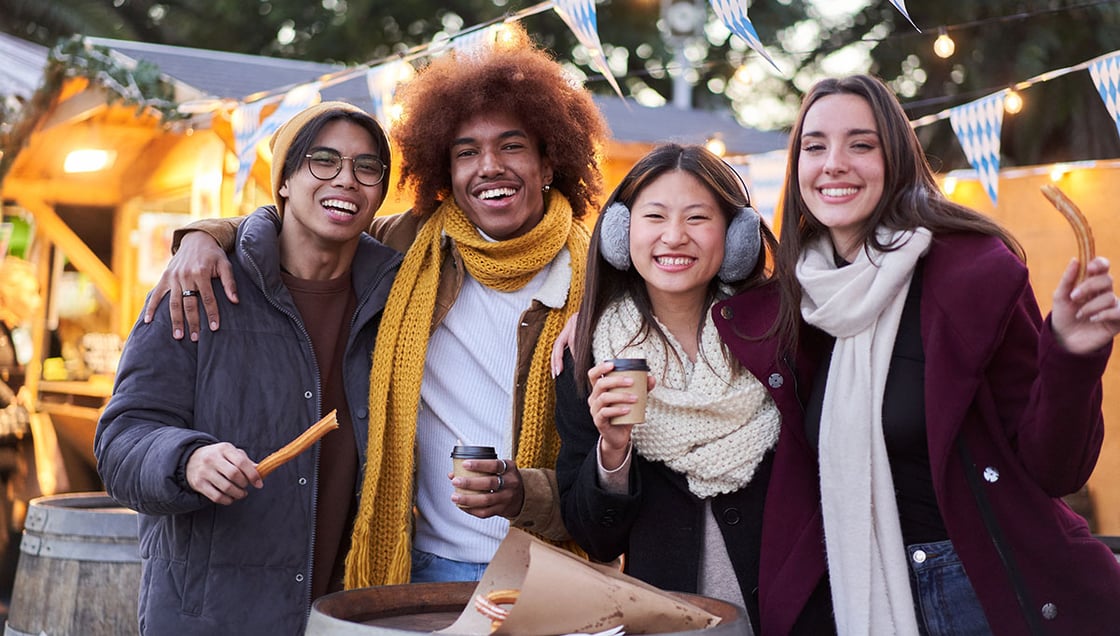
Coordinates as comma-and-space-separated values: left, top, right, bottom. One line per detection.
344, 193, 588, 588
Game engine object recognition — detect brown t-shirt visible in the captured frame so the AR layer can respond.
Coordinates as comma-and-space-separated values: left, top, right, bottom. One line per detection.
282, 271, 358, 599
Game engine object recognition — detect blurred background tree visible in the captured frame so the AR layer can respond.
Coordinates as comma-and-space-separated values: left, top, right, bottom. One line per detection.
3, 0, 1119, 168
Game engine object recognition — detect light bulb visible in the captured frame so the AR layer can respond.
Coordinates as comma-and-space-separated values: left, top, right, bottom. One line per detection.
933, 30, 955, 59
705, 136, 726, 157
1004, 90, 1023, 115
942, 176, 957, 195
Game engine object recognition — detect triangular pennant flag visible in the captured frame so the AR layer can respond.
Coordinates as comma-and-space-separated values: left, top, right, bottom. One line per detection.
553, 0, 626, 100
451, 25, 497, 58
1088, 51, 1120, 143
366, 60, 408, 130
888, 1, 921, 32
709, 0, 780, 73
234, 82, 322, 196
949, 90, 1006, 205
231, 100, 267, 198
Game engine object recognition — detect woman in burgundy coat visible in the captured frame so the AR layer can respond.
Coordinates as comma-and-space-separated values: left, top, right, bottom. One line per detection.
765, 73, 1120, 635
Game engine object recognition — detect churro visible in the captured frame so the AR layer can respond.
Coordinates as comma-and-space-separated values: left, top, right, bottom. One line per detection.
256, 410, 339, 478
474, 588, 521, 633
1041, 184, 1096, 282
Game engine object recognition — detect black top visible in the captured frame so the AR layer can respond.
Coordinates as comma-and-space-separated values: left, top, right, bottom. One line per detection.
804, 262, 948, 545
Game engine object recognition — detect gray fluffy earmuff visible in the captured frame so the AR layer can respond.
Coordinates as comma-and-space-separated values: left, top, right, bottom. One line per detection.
598, 201, 761, 283
599, 202, 632, 270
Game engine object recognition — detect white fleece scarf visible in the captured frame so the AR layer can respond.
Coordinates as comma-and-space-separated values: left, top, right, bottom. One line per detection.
593, 296, 780, 498
797, 228, 931, 636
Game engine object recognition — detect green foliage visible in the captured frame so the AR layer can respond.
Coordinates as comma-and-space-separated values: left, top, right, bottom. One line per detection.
49, 35, 182, 122
3, 0, 1119, 167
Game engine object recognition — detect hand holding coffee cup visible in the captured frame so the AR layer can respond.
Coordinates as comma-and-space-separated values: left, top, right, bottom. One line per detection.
450, 445, 498, 501
604, 358, 650, 425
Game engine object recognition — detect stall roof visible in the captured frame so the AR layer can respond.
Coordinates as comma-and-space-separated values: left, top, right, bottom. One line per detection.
0, 33, 49, 100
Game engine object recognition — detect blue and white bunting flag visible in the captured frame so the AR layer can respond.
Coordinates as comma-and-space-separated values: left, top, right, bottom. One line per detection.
949, 90, 1006, 205
554, 0, 626, 99
1089, 51, 1120, 143
709, 0, 780, 73
888, 1, 920, 32
451, 26, 497, 58
234, 82, 321, 196
231, 100, 267, 198
366, 60, 407, 131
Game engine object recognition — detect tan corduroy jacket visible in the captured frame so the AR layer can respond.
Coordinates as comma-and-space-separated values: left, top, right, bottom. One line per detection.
176, 209, 568, 539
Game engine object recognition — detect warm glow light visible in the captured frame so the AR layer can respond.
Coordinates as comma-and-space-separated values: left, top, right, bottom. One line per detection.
705, 136, 726, 157
1004, 90, 1023, 115
933, 29, 955, 59
942, 175, 957, 195
1049, 163, 1070, 182
63, 149, 116, 173
493, 24, 518, 47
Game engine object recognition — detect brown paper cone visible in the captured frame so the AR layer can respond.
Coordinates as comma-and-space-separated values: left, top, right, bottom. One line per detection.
437, 529, 720, 636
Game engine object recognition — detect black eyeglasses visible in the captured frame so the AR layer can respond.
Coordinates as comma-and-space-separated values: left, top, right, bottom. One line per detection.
304, 148, 386, 186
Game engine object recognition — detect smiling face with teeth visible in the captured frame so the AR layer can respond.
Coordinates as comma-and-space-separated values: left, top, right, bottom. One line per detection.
628, 169, 727, 314
278, 119, 385, 278
449, 111, 554, 240
797, 93, 886, 261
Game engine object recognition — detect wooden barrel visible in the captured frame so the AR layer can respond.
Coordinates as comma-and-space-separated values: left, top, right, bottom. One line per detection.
4, 492, 140, 636
306, 581, 750, 635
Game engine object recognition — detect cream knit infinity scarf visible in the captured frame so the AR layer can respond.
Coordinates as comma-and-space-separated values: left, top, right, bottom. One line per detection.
592, 296, 779, 498
797, 228, 931, 636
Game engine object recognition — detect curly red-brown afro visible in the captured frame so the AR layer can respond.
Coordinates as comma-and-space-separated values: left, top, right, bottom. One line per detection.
391, 25, 608, 221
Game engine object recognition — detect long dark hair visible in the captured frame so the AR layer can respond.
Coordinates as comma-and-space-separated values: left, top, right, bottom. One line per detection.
573, 143, 778, 392
773, 74, 1023, 351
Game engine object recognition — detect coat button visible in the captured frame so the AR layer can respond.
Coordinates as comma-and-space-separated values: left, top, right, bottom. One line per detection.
720, 306, 733, 320
912, 550, 927, 564
304, 390, 313, 399
721, 507, 741, 525
983, 466, 1000, 483
295, 573, 305, 582
1041, 602, 1058, 620
768, 373, 784, 389
298, 477, 308, 486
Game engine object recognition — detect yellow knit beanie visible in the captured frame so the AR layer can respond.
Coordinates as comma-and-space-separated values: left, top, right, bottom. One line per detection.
268, 101, 387, 217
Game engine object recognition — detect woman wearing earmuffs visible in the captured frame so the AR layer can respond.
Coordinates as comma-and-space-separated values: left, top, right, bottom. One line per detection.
554, 144, 835, 635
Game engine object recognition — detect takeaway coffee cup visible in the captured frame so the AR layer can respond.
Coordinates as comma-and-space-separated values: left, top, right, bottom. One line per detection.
451, 445, 498, 498
606, 358, 649, 426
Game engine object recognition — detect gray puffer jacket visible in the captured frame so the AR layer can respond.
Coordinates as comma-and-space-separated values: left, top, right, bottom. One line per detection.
95, 206, 400, 635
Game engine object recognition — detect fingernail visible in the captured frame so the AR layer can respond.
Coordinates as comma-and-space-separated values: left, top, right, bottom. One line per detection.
174, 329, 183, 339
210, 321, 219, 331
190, 332, 199, 342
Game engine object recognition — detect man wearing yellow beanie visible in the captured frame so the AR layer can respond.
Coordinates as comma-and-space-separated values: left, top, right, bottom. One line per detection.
144, 24, 609, 588
98, 102, 400, 633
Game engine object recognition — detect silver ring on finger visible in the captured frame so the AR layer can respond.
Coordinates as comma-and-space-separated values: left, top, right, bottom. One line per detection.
495, 473, 504, 492
182, 289, 200, 298
497, 459, 507, 475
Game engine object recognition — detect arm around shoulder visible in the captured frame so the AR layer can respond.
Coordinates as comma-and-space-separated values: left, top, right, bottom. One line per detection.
172, 215, 246, 254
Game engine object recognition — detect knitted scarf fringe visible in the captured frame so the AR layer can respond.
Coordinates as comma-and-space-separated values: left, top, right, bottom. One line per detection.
344, 194, 586, 588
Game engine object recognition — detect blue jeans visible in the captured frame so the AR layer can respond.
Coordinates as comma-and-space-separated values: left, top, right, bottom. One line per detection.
907, 539, 993, 636
410, 548, 488, 583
